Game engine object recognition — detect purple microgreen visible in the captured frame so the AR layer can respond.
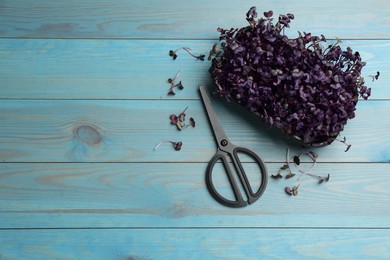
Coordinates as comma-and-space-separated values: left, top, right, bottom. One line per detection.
275, 149, 331, 195
178, 107, 188, 122
168, 70, 181, 84
285, 185, 299, 196
292, 185, 299, 196
324, 173, 330, 182
299, 170, 330, 184
170, 114, 178, 125
210, 7, 377, 148
307, 151, 318, 160
368, 71, 380, 81
208, 43, 223, 61
272, 148, 294, 178
176, 121, 183, 131
284, 186, 293, 196
280, 164, 289, 170
271, 164, 286, 178
154, 140, 183, 151
285, 172, 296, 179
167, 90, 176, 96
334, 136, 352, 152
169, 107, 195, 131
162, 70, 183, 98
293, 155, 300, 165
263, 10, 273, 18
271, 173, 283, 179
189, 117, 196, 128
169, 50, 178, 60
179, 113, 186, 122
175, 81, 184, 90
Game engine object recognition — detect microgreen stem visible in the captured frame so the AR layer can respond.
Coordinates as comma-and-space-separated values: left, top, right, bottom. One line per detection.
154, 140, 182, 151
182, 47, 205, 60
170, 47, 205, 61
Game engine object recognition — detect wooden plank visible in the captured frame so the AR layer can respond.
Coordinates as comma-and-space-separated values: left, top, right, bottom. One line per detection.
0, 163, 389, 228
0, 0, 389, 39
0, 39, 387, 99
0, 100, 389, 163
0, 228, 389, 259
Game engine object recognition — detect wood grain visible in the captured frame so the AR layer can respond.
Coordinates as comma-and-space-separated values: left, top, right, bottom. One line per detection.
1, 0, 390, 258
0, 39, 387, 99
0, 99, 389, 163
1, 163, 389, 228
1, 228, 389, 259
0, 0, 389, 39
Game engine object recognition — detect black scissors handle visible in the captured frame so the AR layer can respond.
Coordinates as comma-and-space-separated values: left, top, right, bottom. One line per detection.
206, 147, 268, 208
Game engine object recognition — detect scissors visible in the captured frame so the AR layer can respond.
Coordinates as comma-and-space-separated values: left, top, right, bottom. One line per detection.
199, 85, 268, 208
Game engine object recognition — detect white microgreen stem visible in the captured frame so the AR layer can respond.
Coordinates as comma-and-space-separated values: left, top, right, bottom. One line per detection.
172, 70, 181, 83
298, 170, 320, 179
175, 47, 191, 53
296, 152, 317, 182
180, 47, 205, 60
182, 47, 197, 58
154, 140, 175, 151
334, 136, 351, 152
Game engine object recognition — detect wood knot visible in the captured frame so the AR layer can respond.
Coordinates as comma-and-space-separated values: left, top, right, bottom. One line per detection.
74, 125, 102, 146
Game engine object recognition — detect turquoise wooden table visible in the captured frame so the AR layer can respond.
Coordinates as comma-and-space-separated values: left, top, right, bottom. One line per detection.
1, 0, 389, 259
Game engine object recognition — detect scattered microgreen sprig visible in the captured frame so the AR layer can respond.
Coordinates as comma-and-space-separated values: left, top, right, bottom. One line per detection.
272, 148, 330, 196
154, 140, 183, 151
161, 70, 184, 97
170, 107, 196, 131
169, 47, 205, 61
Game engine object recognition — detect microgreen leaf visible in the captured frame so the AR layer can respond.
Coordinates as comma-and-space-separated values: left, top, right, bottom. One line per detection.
189, 117, 196, 127
285, 172, 296, 179
170, 114, 178, 125
293, 155, 300, 165
169, 107, 195, 131
284, 186, 293, 196
271, 173, 283, 179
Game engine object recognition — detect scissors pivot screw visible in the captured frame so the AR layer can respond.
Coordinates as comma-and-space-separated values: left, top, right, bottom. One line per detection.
220, 139, 228, 147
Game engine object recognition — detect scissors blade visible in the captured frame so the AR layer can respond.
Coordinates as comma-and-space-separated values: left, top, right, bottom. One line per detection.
199, 85, 230, 149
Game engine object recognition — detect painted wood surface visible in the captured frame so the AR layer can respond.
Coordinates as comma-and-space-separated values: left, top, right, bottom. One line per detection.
0, 0, 389, 259
0, 39, 387, 99
1, 229, 390, 259
0, 0, 389, 39
1, 163, 389, 229
0, 100, 389, 163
